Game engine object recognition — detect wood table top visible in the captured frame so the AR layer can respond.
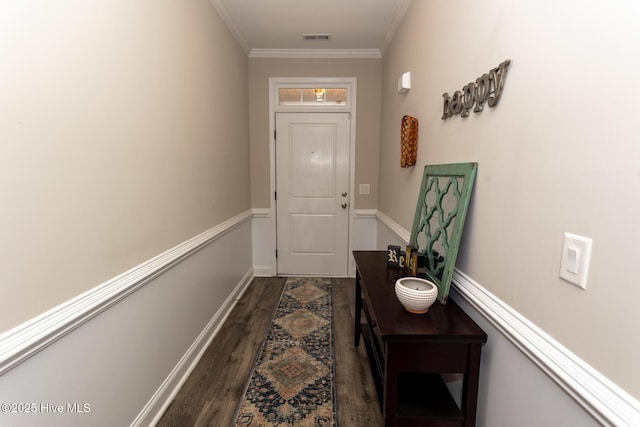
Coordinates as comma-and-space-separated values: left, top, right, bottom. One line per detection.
354, 250, 487, 344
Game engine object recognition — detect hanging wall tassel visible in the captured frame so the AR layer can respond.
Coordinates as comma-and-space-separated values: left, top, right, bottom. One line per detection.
400, 115, 418, 167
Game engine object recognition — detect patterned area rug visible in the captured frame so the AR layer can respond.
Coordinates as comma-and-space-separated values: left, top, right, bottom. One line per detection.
232, 277, 336, 426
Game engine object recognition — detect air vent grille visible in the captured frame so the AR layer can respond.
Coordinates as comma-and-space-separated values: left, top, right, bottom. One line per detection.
303, 34, 332, 41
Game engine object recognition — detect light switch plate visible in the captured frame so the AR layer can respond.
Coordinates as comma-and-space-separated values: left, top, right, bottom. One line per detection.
359, 183, 370, 195
559, 232, 592, 289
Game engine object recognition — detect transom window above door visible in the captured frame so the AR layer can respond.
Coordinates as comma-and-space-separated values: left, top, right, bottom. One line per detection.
277, 87, 350, 108
273, 78, 354, 112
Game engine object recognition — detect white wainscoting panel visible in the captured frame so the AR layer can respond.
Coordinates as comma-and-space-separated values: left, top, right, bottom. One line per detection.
0, 211, 254, 427
376, 210, 410, 247
452, 271, 640, 427
253, 209, 379, 277
350, 209, 379, 275
252, 208, 275, 277
353, 209, 378, 250
375, 211, 640, 427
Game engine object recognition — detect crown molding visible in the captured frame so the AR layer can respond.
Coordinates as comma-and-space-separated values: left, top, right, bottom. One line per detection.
210, 0, 409, 59
209, 0, 250, 54
380, 0, 412, 55
249, 48, 382, 59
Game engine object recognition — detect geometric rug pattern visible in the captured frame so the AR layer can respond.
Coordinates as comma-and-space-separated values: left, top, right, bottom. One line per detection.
232, 277, 336, 426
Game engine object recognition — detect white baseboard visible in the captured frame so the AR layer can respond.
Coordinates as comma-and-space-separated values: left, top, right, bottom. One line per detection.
133, 269, 254, 426
0, 210, 253, 376
0, 211, 254, 427
376, 210, 640, 426
253, 265, 275, 277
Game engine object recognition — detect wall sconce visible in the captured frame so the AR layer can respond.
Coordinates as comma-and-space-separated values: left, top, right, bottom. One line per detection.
398, 72, 411, 94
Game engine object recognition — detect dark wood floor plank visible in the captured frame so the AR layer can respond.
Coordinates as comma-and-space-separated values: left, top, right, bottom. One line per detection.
332, 278, 383, 426
157, 276, 381, 426
156, 278, 285, 427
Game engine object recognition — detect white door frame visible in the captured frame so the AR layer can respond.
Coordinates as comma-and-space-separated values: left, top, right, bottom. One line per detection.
269, 77, 357, 276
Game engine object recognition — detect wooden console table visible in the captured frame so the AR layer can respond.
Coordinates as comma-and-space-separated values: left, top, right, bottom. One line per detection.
353, 251, 487, 427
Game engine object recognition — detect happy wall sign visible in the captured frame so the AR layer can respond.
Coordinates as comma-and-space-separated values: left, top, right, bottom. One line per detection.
441, 59, 511, 120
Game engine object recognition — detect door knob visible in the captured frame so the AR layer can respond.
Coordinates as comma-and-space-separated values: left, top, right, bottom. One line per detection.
342, 192, 348, 197
341, 203, 348, 209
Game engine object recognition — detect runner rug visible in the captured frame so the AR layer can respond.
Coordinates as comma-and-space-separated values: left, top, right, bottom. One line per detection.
232, 277, 336, 427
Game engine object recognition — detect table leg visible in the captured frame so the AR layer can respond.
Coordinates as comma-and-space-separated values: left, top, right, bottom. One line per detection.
354, 270, 362, 346
461, 343, 482, 427
383, 344, 399, 427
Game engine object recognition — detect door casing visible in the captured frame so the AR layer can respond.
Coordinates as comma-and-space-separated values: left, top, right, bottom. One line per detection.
275, 112, 351, 276
269, 77, 357, 277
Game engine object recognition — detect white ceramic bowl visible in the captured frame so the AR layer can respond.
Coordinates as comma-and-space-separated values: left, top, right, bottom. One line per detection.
395, 277, 438, 314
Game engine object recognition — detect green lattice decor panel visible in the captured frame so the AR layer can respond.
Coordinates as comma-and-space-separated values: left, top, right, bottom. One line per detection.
409, 163, 477, 303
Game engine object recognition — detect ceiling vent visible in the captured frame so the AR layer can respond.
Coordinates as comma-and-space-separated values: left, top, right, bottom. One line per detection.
303, 34, 332, 41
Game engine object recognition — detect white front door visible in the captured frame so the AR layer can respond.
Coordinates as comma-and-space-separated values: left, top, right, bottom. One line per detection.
276, 112, 350, 276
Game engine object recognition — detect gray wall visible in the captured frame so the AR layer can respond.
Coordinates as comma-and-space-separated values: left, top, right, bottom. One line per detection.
248, 57, 382, 209
0, 0, 251, 332
379, 0, 640, 401
377, 222, 603, 426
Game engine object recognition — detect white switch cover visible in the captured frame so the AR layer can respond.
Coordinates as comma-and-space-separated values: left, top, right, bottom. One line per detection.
559, 232, 592, 289
359, 184, 370, 195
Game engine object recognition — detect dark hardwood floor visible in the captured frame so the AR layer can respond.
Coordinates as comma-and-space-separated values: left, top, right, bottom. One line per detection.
157, 277, 382, 426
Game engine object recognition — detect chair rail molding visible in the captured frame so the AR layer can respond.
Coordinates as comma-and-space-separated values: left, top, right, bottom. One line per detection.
452, 269, 640, 427
375, 210, 640, 427
0, 209, 253, 376
376, 210, 410, 244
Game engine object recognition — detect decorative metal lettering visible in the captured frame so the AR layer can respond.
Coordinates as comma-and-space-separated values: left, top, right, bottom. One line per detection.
442, 59, 511, 120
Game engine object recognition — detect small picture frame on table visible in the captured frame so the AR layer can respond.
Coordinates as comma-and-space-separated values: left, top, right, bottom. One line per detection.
405, 245, 416, 273
411, 252, 426, 276
398, 251, 406, 269
387, 245, 401, 268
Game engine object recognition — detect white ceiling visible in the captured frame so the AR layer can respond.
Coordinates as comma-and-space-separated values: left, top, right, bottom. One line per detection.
210, 0, 411, 58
